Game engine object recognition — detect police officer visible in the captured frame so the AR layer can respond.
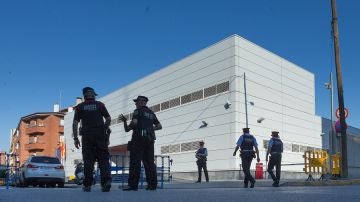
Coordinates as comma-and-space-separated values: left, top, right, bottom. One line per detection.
266, 131, 283, 187
73, 87, 112, 192
233, 128, 260, 188
195, 140, 209, 183
119, 95, 162, 191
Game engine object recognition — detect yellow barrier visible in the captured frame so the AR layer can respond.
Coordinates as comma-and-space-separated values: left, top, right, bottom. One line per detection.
331, 153, 341, 176
303, 150, 329, 181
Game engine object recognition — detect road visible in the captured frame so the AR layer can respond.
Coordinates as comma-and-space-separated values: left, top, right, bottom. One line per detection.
1, 184, 360, 202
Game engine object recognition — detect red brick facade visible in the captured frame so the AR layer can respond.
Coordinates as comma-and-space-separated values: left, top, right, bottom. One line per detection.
9, 113, 65, 167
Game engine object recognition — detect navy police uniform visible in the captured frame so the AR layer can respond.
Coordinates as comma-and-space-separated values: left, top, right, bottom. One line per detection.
267, 131, 283, 187
128, 103, 160, 190
195, 142, 209, 182
236, 128, 258, 187
73, 91, 111, 189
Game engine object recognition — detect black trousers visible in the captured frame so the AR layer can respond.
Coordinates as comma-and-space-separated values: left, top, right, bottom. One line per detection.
196, 160, 209, 182
128, 138, 157, 189
81, 130, 111, 187
267, 153, 282, 183
241, 155, 254, 184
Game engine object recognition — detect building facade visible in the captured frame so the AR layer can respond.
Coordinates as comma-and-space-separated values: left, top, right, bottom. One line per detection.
9, 112, 65, 167
64, 35, 322, 178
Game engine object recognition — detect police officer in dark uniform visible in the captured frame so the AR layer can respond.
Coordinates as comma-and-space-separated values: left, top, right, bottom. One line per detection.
233, 128, 260, 188
266, 131, 283, 187
73, 87, 112, 192
119, 95, 162, 191
195, 140, 209, 183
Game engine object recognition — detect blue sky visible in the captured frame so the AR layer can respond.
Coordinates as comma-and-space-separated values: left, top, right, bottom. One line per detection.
0, 0, 359, 151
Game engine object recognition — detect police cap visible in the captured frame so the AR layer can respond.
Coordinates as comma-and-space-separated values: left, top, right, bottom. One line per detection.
242, 128, 250, 133
133, 95, 149, 102
271, 131, 279, 137
82, 87, 98, 96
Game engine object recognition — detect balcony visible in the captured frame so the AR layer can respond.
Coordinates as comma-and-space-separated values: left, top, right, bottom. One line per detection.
26, 125, 46, 135
59, 126, 64, 133
25, 142, 45, 151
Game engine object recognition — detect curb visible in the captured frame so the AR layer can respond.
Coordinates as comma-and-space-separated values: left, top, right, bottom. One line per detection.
283, 179, 360, 187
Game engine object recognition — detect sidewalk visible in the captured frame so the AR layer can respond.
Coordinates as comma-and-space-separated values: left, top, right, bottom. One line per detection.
63, 178, 360, 190
163, 178, 360, 189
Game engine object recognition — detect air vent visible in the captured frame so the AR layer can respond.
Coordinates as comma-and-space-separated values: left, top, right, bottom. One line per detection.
300, 145, 307, 152
169, 144, 180, 153
284, 143, 292, 151
161, 146, 170, 154
191, 90, 203, 101
181, 141, 199, 152
150, 104, 161, 112
292, 144, 300, 152
216, 81, 230, 94
169, 97, 180, 108
161, 101, 170, 110
181, 94, 192, 104
204, 85, 217, 98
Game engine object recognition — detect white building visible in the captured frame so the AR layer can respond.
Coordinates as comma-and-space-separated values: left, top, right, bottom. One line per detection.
64, 35, 322, 179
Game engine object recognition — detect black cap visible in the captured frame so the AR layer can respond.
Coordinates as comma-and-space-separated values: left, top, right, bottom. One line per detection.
133, 95, 149, 102
271, 131, 279, 137
242, 128, 250, 133
82, 87, 98, 96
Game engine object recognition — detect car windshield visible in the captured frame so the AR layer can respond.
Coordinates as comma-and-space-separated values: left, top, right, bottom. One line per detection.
31, 157, 60, 164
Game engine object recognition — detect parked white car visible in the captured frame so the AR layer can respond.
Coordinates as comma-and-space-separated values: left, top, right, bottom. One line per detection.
20, 156, 65, 188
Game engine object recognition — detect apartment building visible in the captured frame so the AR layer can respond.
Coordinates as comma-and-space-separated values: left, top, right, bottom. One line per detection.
9, 110, 65, 167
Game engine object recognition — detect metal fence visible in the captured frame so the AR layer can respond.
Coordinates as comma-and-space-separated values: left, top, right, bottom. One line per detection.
107, 154, 172, 189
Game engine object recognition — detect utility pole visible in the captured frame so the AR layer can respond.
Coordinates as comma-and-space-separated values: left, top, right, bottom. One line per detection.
331, 0, 348, 178
329, 72, 336, 154
243, 72, 248, 128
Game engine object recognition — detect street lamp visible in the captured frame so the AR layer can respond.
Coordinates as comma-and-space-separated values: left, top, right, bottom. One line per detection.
324, 72, 336, 155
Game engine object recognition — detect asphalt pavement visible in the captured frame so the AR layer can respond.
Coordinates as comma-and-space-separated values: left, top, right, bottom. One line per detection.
1, 180, 360, 202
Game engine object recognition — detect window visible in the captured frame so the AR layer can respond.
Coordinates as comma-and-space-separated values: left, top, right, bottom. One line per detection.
60, 119, 64, 126
31, 156, 60, 164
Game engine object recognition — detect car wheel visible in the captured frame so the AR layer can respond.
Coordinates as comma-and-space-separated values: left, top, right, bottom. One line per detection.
58, 182, 64, 188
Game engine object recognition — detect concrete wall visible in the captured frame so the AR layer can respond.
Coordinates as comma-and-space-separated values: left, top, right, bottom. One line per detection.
64, 35, 322, 178
348, 134, 360, 178
321, 117, 360, 178
233, 36, 322, 171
